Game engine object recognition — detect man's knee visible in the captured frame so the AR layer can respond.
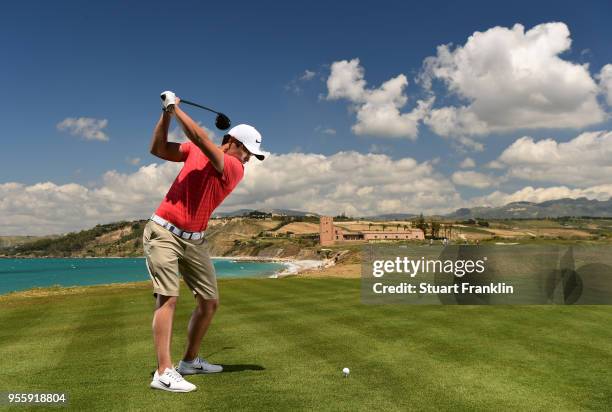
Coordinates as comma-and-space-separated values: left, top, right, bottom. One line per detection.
156, 294, 178, 310
196, 296, 218, 315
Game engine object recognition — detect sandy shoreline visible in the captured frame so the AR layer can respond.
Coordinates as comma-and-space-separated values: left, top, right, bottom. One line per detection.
211, 256, 329, 277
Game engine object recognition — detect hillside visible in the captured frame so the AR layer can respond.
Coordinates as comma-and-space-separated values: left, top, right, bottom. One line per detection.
0, 235, 58, 248
212, 208, 319, 218
0, 221, 148, 258
0, 218, 321, 260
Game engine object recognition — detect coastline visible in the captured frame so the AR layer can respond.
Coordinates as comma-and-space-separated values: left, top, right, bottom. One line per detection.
0, 256, 334, 298
211, 255, 330, 277
0, 258, 336, 300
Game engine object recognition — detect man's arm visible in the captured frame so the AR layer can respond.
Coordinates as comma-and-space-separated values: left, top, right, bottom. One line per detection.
149, 111, 185, 162
173, 101, 225, 173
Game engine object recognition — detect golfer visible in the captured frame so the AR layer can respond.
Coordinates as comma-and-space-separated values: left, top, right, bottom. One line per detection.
144, 91, 265, 392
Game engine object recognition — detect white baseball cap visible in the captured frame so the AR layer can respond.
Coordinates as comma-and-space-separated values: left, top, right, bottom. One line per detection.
227, 124, 265, 161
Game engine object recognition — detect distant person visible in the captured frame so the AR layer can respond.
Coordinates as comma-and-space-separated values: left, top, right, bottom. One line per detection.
144, 91, 266, 392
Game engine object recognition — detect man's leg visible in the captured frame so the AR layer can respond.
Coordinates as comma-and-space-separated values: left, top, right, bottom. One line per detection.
144, 221, 184, 374
182, 295, 218, 361
149, 291, 196, 392
153, 294, 178, 373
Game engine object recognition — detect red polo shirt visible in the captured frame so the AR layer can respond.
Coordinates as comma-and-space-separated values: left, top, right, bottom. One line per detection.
154, 141, 244, 232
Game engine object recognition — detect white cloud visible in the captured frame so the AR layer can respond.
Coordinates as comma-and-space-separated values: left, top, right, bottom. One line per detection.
451, 171, 497, 189
0, 151, 463, 235
421, 22, 606, 138
472, 185, 612, 207
126, 157, 141, 166
167, 126, 186, 143
497, 131, 612, 186
459, 157, 476, 168
598, 64, 612, 106
286, 69, 318, 94
57, 117, 109, 141
300, 70, 316, 81
368, 144, 392, 154
326, 58, 433, 139
323, 128, 336, 135
315, 126, 337, 135
224, 151, 461, 216
0, 163, 180, 235
486, 160, 505, 169
327, 59, 368, 102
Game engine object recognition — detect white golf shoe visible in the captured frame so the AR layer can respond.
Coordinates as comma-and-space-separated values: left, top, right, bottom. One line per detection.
150, 367, 197, 392
177, 356, 223, 375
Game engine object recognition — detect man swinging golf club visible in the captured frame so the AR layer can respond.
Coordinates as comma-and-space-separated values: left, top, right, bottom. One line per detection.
145, 91, 265, 392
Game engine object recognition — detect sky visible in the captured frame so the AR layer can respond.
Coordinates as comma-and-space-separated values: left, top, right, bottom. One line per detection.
1, 0, 612, 235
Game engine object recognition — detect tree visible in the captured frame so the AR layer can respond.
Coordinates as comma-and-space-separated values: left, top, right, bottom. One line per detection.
414, 213, 428, 237
430, 220, 441, 238
445, 223, 453, 239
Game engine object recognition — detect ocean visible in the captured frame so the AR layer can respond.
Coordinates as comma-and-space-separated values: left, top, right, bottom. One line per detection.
0, 257, 286, 295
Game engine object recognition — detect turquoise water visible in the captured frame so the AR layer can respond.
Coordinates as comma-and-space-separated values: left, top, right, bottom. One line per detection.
0, 258, 286, 295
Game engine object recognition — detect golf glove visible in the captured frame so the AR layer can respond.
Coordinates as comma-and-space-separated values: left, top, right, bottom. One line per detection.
160, 91, 176, 112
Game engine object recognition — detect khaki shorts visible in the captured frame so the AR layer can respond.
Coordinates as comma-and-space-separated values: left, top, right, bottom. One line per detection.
143, 220, 218, 300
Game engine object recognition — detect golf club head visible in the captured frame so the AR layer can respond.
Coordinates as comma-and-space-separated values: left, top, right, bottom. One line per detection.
216, 113, 231, 130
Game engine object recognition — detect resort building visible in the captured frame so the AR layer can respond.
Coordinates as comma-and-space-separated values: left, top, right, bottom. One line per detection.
319, 216, 424, 246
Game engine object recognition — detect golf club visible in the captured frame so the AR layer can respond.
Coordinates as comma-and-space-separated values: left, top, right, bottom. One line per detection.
160, 94, 231, 130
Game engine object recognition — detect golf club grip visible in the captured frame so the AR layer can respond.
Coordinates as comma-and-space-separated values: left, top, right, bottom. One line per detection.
180, 99, 218, 114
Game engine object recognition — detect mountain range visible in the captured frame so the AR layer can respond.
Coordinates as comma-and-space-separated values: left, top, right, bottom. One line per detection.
446, 197, 612, 219
213, 208, 319, 218
215, 198, 612, 220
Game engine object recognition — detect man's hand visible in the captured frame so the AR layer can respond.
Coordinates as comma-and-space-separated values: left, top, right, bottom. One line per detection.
160, 91, 177, 112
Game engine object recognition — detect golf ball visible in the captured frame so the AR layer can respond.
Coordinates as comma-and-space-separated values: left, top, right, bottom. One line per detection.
342, 367, 350, 376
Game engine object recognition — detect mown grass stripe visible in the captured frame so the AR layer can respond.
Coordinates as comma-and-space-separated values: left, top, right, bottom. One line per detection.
221, 280, 453, 411
14, 290, 132, 408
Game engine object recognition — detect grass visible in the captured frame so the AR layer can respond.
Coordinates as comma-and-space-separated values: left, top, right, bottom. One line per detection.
1, 278, 611, 411
454, 226, 493, 235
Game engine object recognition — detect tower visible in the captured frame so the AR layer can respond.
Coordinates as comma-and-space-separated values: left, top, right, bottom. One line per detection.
319, 216, 334, 246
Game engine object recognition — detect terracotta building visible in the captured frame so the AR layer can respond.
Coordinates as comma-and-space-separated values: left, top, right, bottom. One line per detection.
319, 216, 424, 246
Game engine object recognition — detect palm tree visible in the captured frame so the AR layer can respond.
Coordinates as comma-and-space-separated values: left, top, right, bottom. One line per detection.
415, 213, 427, 237
430, 220, 440, 238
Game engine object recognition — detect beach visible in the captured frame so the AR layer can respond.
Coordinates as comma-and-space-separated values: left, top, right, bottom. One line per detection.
212, 255, 329, 277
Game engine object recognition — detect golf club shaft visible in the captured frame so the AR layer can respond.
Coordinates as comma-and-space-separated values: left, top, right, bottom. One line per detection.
180, 99, 220, 115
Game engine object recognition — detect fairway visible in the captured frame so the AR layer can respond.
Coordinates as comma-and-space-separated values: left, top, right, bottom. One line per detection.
1, 278, 611, 411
